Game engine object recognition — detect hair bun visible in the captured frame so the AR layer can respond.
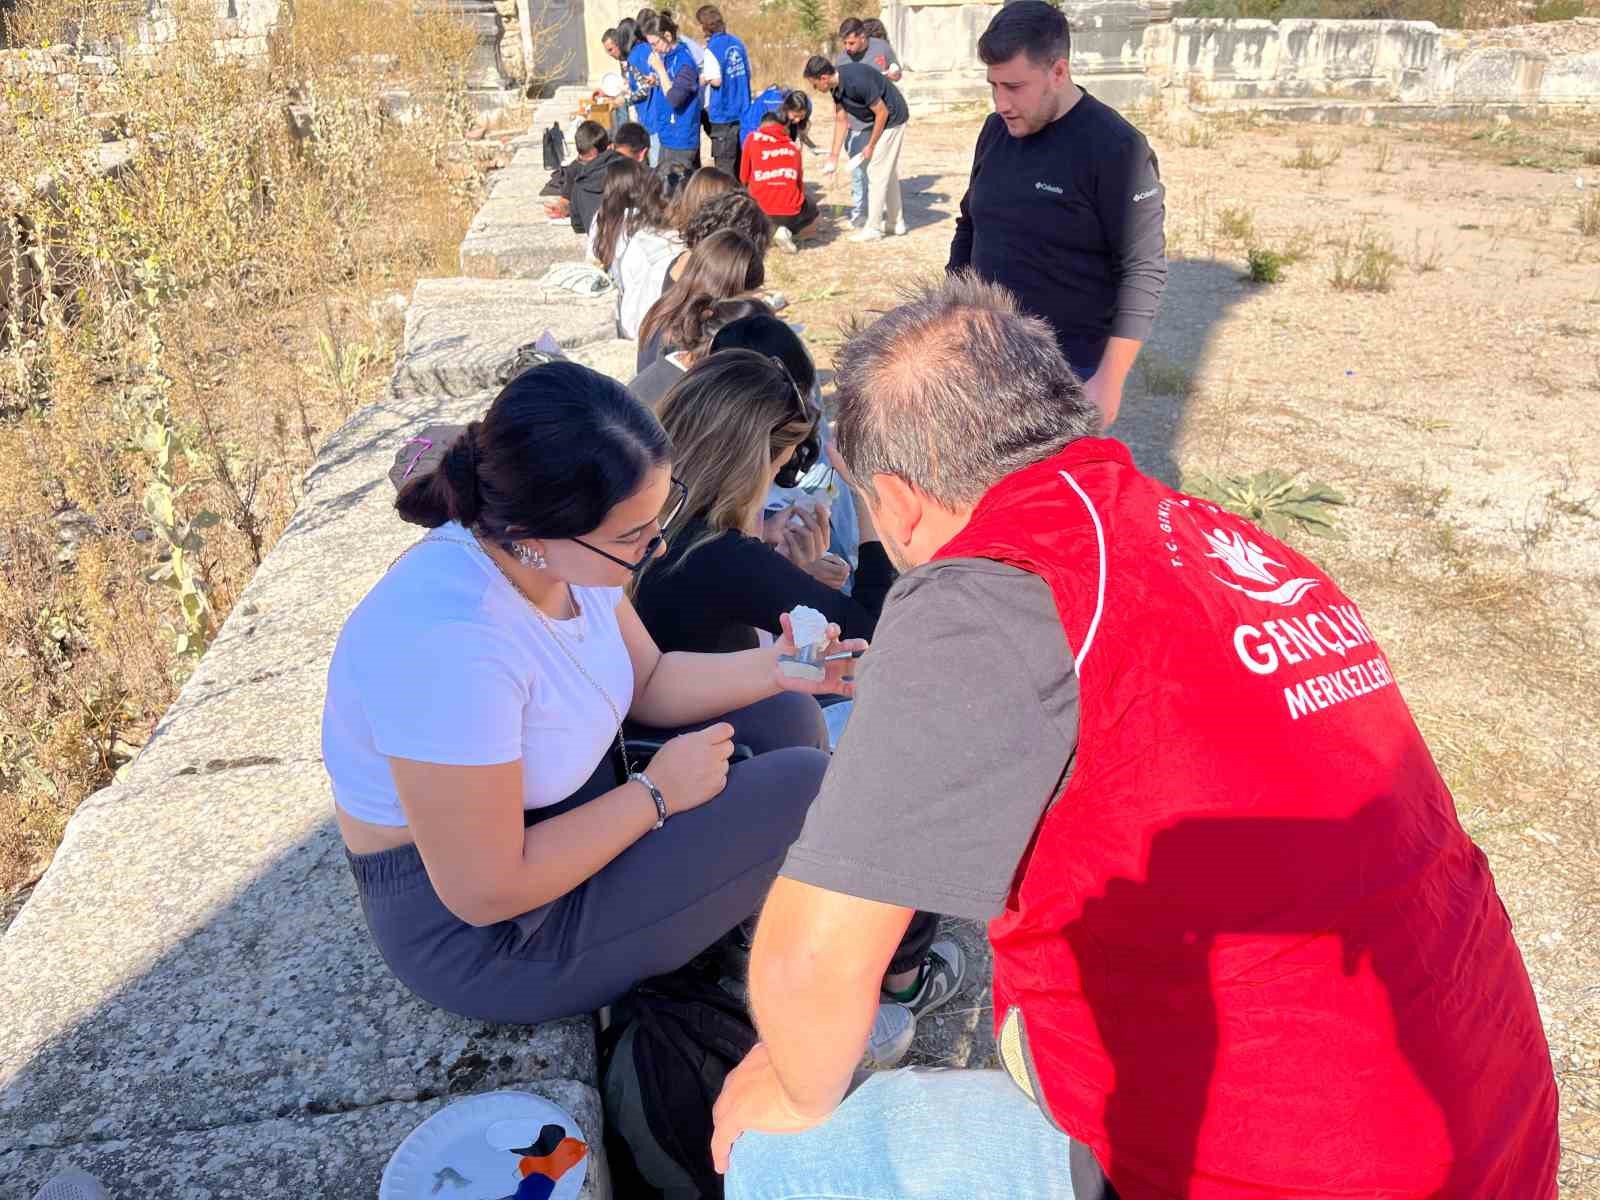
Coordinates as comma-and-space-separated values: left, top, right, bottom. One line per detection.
444, 422, 485, 525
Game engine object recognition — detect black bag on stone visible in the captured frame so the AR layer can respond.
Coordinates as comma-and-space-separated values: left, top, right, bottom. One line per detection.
600, 958, 757, 1200
542, 121, 567, 169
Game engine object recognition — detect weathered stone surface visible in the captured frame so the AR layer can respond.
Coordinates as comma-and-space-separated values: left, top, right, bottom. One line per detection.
392, 277, 616, 398
1161, 16, 1598, 107
1539, 49, 1600, 101
488, 143, 560, 200
460, 195, 589, 278
567, 337, 639, 384
3, 1080, 607, 1200
1445, 45, 1547, 102
0, 759, 596, 1154
880, 0, 1002, 75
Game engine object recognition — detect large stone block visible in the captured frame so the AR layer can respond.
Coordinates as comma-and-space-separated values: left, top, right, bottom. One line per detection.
2, 1079, 607, 1200
1446, 45, 1546, 102
392, 277, 617, 399
1539, 49, 1600, 103
460, 195, 589, 278
881, 0, 1001, 75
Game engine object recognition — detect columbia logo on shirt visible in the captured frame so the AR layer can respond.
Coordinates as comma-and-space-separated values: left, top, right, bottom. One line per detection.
1133, 187, 1160, 202
1035, 181, 1063, 195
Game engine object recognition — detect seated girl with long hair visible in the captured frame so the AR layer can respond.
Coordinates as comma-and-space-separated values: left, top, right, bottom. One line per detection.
635, 227, 764, 371
631, 350, 894, 654
589, 156, 681, 339
322, 361, 859, 1025
628, 295, 771, 410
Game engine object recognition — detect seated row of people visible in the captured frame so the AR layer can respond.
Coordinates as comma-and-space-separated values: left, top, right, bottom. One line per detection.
588, 156, 773, 340
326, 330, 940, 1070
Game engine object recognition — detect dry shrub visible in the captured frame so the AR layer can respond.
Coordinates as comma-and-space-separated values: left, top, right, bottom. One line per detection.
721, 0, 878, 92
0, 0, 489, 895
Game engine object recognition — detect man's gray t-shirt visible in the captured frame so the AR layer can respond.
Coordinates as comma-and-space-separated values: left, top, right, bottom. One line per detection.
782, 558, 1079, 920
833, 39, 902, 131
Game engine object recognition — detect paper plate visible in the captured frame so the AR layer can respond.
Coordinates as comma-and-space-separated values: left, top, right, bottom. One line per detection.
599, 71, 626, 98
381, 1090, 590, 1200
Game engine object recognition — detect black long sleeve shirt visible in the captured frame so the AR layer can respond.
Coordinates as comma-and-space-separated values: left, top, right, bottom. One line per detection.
632, 517, 897, 654
948, 91, 1167, 375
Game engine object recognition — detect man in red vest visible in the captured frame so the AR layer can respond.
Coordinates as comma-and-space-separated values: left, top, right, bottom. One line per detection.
711, 274, 1559, 1199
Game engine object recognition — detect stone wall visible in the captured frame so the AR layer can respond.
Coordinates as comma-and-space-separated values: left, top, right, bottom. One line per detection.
877, 0, 1600, 112
1160, 16, 1600, 105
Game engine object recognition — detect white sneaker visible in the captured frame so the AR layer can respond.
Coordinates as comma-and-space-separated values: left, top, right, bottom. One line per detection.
864, 1000, 916, 1068
773, 225, 798, 254
849, 227, 885, 244
893, 218, 908, 237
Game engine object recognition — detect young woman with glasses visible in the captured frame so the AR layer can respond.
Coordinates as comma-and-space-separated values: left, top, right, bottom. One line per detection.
322, 360, 859, 1026
631, 349, 895, 656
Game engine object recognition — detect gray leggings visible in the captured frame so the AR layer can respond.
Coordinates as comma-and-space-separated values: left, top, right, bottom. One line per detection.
348, 693, 830, 1025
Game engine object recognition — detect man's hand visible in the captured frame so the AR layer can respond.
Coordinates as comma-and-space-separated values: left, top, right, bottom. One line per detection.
711, 1043, 835, 1174
1083, 372, 1124, 430
857, 142, 874, 165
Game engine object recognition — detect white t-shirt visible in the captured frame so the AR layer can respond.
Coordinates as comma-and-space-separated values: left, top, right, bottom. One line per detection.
681, 35, 721, 85
321, 525, 634, 827
615, 226, 683, 339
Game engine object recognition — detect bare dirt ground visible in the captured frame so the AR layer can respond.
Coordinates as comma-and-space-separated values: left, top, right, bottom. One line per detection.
768, 105, 1600, 1196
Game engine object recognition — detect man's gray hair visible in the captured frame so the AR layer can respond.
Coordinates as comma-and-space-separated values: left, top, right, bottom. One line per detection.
834, 273, 1097, 508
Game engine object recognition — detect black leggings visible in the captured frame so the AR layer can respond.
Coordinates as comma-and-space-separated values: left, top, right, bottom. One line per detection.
350, 693, 829, 1025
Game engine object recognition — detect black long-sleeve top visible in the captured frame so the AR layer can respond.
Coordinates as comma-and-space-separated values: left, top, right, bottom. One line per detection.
632, 516, 897, 654
948, 92, 1167, 375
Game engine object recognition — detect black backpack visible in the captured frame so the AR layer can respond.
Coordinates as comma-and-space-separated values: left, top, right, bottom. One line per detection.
542, 122, 567, 169
600, 958, 757, 1199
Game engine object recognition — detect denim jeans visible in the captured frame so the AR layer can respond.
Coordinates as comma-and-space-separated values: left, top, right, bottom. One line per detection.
846, 126, 870, 224
727, 1069, 1076, 1200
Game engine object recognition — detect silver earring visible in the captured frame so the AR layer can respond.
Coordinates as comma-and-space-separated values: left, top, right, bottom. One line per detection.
514, 542, 547, 570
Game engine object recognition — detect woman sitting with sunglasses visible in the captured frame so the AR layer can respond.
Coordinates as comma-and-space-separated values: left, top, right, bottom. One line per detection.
630, 350, 895, 657
322, 361, 859, 1026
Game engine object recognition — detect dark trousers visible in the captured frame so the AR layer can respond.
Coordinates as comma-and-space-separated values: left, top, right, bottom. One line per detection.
350, 693, 828, 1025
707, 120, 742, 177
768, 194, 820, 234
658, 145, 701, 175
349, 693, 938, 1024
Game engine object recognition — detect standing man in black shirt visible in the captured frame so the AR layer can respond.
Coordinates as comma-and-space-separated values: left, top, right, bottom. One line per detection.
803, 55, 909, 244
949, 0, 1166, 427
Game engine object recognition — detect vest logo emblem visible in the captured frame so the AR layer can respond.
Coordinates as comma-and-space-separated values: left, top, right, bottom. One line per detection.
1203, 527, 1319, 606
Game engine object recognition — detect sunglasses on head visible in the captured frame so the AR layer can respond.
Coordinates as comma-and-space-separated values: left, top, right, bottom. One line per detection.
568, 476, 688, 573
769, 357, 822, 490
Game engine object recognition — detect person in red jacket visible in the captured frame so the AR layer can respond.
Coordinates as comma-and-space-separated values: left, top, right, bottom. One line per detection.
739, 110, 818, 252
711, 273, 1560, 1200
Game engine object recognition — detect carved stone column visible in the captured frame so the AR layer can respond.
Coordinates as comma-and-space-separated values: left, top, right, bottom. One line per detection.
418, 0, 511, 93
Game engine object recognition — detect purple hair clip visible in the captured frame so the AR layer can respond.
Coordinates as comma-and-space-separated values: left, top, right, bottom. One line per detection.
400, 436, 434, 481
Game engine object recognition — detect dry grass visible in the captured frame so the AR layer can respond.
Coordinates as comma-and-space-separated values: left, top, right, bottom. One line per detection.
0, 0, 497, 895
725, 0, 878, 91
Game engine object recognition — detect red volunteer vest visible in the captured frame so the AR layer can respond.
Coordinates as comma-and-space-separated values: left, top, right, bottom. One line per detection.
935, 439, 1558, 1199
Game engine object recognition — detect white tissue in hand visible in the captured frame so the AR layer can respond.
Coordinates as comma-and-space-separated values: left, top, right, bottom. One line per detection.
788, 605, 829, 650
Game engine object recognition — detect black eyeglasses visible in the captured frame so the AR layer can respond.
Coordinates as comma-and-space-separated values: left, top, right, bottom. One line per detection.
571, 477, 688, 573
